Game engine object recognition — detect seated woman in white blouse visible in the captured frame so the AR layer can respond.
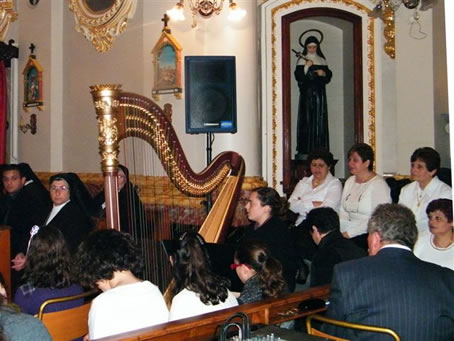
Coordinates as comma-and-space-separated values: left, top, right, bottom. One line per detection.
414, 199, 454, 270
398, 147, 452, 232
168, 232, 238, 321
339, 143, 391, 250
289, 148, 342, 225
288, 148, 342, 260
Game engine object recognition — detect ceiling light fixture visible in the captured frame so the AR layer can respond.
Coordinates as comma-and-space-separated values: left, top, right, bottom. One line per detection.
167, 0, 246, 26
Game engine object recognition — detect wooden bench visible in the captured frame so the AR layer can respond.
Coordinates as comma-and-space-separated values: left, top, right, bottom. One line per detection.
95, 285, 330, 341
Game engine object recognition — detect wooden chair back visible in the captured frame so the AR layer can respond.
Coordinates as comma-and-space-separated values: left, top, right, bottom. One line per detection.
37, 290, 98, 341
0, 226, 11, 298
306, 313, 401, 341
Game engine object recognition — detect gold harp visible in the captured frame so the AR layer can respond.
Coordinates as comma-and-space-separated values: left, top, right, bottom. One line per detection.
90, 84, 245, 288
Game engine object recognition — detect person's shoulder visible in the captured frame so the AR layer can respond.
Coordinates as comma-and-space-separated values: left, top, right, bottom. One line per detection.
416, 256, 454, 282
172, 288, 197, 304
1, 310, 52, 341
343, 176, 355, 186
335, 252, 371, 271
370, 174, 389, 186
400, 180, 416, 192
139, 281, 165, 295
434, 176, 452, 193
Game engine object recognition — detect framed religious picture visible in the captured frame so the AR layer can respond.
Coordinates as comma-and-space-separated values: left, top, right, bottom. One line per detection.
22, 50, 44, 111
68, 0, 137, 52
151, 15, 183, 101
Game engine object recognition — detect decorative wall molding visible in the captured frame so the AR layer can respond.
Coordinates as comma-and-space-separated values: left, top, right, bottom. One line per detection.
68, 0, 137, 52
0, 0, 18, 42
260, 0, 376, 190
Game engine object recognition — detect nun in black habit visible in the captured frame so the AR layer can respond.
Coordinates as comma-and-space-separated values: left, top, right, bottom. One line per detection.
93, 165, 147, 239
41, 173, 94, 254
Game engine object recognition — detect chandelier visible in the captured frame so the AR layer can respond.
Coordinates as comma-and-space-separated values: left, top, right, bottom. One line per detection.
167, 0, 246, 25
370, 0, 435, 17
369, 0, 435, 59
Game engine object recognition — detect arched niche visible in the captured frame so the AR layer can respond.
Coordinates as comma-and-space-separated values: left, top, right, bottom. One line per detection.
282, 8, 363, 194
259, 0, 376, 195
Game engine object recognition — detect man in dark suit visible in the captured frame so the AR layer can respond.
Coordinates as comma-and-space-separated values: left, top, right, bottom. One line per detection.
325, 203, 454, 341
307, 207, 366, 287
0, 164, 51, 290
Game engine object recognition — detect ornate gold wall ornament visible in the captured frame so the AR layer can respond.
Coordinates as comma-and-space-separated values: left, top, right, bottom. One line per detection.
0, 0, 17, 42
382, 1, 395, 58
68, 0, 137, 52
269, 0, 376, 188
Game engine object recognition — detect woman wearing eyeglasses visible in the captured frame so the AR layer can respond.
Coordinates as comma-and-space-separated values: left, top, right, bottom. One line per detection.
232, 239, 286, 305
11, 173, 94, 273
41, 173, 94, 253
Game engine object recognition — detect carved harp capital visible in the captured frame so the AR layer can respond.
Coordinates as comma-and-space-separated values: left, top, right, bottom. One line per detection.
90, 84, 122, 173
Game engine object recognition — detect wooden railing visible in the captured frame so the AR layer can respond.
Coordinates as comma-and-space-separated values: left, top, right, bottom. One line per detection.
95, 285, 330, 341
0, 225, 11, 298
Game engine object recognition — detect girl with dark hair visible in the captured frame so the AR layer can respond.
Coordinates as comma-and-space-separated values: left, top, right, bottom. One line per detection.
339, 143, 391, 248
74, 229, 168, 339
241, 187, 297, 292
93, 165, 146, 237
232, 240, 286, 304
13, 226, 83, 315
414, 199, 453, 270
168, 231, 238, 321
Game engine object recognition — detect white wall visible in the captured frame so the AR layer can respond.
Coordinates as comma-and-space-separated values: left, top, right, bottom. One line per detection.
4, 0, 450, 181
9, 0, 260, 176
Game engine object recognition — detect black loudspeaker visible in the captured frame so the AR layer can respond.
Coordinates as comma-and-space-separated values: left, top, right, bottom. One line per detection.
185, 56, 237, 134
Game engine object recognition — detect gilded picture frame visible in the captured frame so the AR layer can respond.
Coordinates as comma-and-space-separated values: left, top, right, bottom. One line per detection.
68, 0, 137, 52
151, 27, 183, 101
22, 55, 44, 111
0, 0, 18, 41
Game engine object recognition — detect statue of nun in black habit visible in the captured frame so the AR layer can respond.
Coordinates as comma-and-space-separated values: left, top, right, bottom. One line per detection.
294, 30, 332, 158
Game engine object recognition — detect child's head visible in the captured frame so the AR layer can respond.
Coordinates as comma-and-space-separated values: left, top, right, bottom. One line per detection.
74, 229, 144, 290
233, 239, 286, 299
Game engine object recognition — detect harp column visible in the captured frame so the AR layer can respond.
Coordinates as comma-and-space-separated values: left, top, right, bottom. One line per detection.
90, 84, 122, 230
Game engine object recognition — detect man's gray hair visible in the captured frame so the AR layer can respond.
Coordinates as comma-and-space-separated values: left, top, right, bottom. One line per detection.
367, 203, 418, 249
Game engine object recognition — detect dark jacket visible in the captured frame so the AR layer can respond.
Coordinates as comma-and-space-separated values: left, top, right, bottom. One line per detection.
310, 229, 366, 287
325, 247, 454, 340
42, 201, 93, 254
0, 181, 51, 256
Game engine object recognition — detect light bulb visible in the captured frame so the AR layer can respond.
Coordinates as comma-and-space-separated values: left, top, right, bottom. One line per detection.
228, 2, 246, 21
167, 2, 185, 21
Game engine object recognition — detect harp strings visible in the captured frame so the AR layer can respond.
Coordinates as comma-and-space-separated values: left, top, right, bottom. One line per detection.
118, 95, 176, 289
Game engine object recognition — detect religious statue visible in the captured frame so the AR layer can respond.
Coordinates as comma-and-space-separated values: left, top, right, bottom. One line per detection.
293, 29, 332, 159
